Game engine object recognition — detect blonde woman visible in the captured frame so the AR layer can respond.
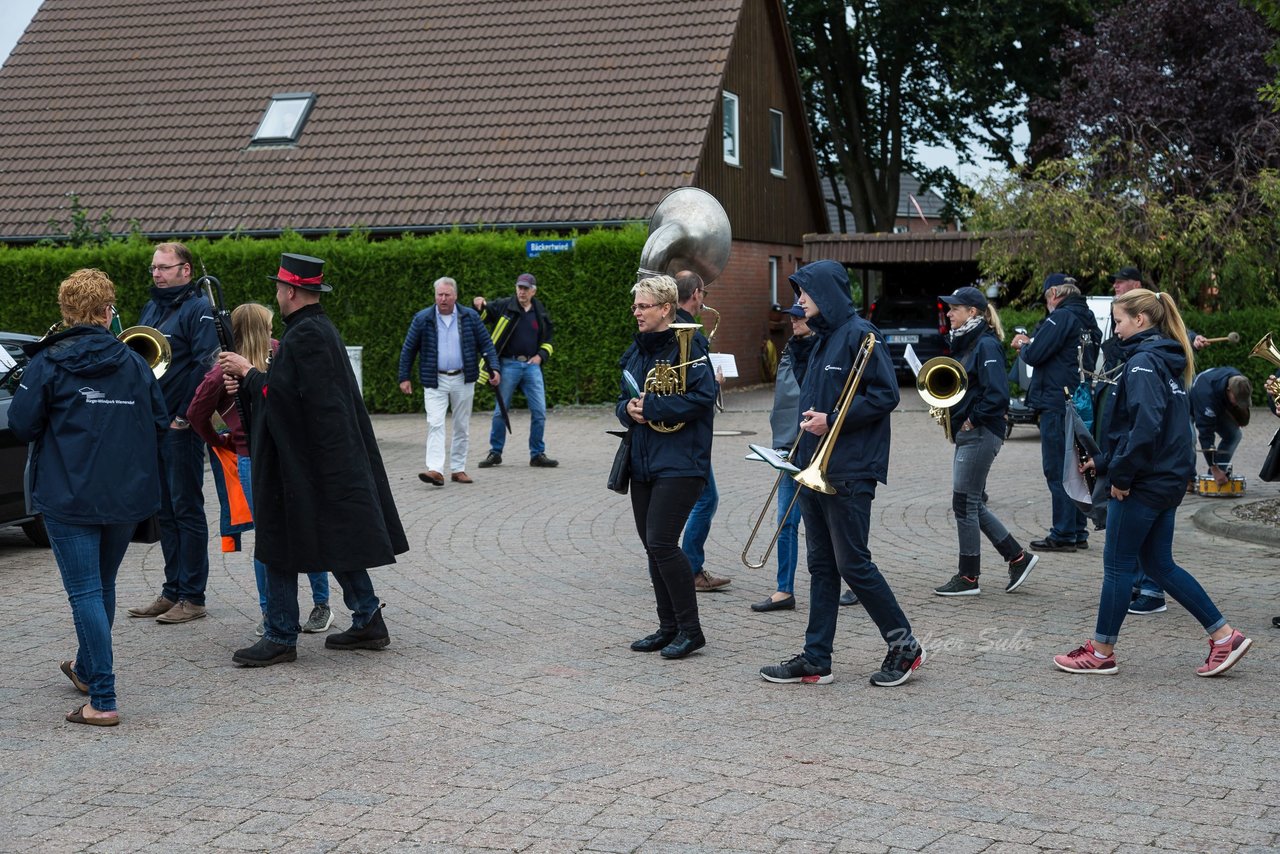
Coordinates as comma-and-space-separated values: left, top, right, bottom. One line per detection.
188, 304, 333, 636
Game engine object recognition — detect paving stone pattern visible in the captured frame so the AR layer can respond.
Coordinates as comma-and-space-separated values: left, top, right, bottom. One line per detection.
2, 388, 1277, 853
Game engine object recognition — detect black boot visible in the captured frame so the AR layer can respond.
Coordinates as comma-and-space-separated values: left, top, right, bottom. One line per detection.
232, 638, 297, 667
630, 630, 677, 652
325, 604, 391, 650
660, 629, 706, 659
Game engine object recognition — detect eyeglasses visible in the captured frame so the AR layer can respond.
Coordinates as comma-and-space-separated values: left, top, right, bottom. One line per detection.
631, 302, 664, 313
148, 263, 186, 274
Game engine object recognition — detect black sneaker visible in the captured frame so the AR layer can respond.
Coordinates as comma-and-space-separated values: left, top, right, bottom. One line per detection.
478, 451, 502, 468
232, 638, 297, 667
630, 630, 677, 652
1029, 536, 1076, 552
530, 454, 559, 468
325, 604, 391, 650
839, 589, 860, 607
934, 574, 980, 596
869, 643, 925, 687
760, 653, 833, 684
1006, 551, 1040, 593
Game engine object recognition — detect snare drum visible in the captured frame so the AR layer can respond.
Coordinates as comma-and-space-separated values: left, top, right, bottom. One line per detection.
1197, 475, 1246, 497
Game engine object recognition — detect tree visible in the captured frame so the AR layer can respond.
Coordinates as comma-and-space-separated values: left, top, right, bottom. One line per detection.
787, 0, 1099, 233
1032, 0, 1280, 199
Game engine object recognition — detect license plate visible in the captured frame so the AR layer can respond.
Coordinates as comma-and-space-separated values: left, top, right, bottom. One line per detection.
887, 334, 919, 344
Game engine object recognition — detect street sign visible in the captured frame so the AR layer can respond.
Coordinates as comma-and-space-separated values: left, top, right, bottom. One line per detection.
526, 239, 574, 258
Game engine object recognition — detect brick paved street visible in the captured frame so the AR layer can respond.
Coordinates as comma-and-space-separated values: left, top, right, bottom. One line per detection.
2, 386, 1276, 853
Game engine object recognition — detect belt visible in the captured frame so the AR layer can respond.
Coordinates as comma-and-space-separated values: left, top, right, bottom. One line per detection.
514, 355, 531, 362
439, 369, 462, 376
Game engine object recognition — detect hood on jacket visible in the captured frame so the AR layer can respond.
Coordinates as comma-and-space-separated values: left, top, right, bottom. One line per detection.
790, 260, 855, 335
24, 325, 132, 379
1120, 328, 1188, 378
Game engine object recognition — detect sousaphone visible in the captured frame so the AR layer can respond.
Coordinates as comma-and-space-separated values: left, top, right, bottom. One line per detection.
637, 187, 732, 285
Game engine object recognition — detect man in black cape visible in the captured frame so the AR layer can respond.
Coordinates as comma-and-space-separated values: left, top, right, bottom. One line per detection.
219, 253, 409, 667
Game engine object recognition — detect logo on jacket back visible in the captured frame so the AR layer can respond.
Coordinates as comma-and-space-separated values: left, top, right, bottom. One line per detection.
79, 386, 135, 405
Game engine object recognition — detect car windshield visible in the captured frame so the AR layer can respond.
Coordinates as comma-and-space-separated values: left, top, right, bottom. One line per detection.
871, 299, 938, 327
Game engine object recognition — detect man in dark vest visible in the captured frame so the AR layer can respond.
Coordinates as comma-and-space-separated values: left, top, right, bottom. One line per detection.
219, 253, 409, 667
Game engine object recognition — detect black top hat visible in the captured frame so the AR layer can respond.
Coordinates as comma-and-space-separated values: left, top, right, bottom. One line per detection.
267, 253, 331, 292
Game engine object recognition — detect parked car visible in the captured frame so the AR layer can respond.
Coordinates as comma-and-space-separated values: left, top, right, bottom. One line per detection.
867, 294, 950, 379
0, 332, 49, 547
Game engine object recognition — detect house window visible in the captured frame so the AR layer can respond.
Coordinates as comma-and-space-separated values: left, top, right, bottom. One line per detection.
722, 91, 740, 166
251, 93, 316, 145
769, 256, 781, 305
769, 110, 784, 176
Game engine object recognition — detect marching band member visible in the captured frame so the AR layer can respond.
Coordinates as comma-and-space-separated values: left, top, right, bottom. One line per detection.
932, 286, 1039, 597
1054, 289, 1252, 677
759, 260, 925, 687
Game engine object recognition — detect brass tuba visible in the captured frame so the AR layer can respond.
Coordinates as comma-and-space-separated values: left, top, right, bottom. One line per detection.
643, 323, 703, 433
916, 356, 968, 442
119, 325, 172, 378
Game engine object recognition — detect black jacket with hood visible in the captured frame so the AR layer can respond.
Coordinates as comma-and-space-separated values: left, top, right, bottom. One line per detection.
789, 261, 899, 484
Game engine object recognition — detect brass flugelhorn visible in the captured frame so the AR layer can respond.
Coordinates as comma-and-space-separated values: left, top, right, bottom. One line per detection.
644, 322, 703, 433
916, 356, 967, 442
742, 334, 876, 567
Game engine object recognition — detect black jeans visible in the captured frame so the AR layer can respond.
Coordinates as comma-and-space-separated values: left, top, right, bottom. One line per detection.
630, 477, 705, 635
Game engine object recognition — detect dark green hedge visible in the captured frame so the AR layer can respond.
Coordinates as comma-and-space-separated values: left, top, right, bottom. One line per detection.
995, 304, 1280, 405
0, 229, 648, 412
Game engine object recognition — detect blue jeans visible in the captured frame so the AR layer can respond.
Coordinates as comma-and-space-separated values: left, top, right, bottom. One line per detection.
799, 479, 915, 670
158, 428, 209, 604
1038, 405, 1087, 544
681, 464, 718, 574
489, 358, 546, 457
1094, 498, 1226, 644
774, 473, 801, 594
952, 427, 1020, 575
1209, 417, 1243, 470
46, 517, 134, 713
263, 568, 379, 646
237, 455, 327, 613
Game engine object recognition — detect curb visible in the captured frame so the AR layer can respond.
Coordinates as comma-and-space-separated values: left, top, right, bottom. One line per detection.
1190, 497, 1280, 548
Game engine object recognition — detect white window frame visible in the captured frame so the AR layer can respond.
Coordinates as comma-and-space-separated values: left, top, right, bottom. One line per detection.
769, 109, 785, 176
769, 256, 781, 305
722, 91, 740, 166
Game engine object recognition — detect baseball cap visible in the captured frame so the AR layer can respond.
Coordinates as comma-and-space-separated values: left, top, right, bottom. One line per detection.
938, 286, 988, 311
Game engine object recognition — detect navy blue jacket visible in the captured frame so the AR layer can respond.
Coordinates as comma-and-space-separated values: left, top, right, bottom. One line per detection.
1019, 293, 1102, 411
789, 260, 899, 484
1096, 329, 1194, 509
137, 282, 220, 420
9, 325, 167, 524
397, 306, 500, 388
615, 328, 716, 482
1189, 366, 1245, 466
948, 323, 1009, 439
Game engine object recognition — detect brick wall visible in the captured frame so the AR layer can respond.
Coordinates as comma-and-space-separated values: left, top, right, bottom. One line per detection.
705, 238, 806, 387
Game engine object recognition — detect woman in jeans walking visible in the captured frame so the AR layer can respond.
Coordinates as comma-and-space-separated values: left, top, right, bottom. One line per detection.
932, 287, 1039, 598
1054, 289, 1251, 676
9, 269, 168, 726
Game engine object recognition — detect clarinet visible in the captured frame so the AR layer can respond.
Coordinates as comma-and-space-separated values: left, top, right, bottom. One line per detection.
196, 266, 251, 453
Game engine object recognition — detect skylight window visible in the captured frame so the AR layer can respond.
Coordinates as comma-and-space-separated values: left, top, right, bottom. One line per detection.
251, 93, 316, 145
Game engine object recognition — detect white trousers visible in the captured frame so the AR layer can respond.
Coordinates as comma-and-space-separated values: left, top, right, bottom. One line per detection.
424, 374, 474, 474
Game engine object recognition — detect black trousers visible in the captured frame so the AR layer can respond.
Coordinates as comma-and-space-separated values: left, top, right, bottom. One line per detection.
629, 476, 705, 634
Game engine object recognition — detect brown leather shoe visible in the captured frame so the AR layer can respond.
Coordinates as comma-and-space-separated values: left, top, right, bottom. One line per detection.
127, 595, 175, 618
694, 570, 731, 592
418, 470, 444, 486
155, 600, 207, 624
451, 472, 473, 483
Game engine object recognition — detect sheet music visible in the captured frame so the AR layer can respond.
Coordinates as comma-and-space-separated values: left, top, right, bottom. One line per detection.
748, 443, 800, 474
904, 344, 922, 377
709, 352, 738, 378
0, 348, 15, 373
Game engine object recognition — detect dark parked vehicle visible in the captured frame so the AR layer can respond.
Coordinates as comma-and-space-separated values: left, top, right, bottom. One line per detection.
0, 332, 49, 546
867, 295, 950, 379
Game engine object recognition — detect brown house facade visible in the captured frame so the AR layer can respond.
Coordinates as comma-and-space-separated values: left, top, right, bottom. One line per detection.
0, 0, 825, 385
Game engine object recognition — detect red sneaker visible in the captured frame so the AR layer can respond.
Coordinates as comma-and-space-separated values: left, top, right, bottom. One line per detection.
1053, 641, 1118, 675
1196, 630, 1252, 677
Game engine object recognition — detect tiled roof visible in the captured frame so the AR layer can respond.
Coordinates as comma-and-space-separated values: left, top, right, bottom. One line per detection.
821, 173, 948, 233
0, 0, 743, 239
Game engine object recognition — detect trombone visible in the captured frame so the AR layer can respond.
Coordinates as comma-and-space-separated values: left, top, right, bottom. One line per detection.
741, 334, 876, 568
